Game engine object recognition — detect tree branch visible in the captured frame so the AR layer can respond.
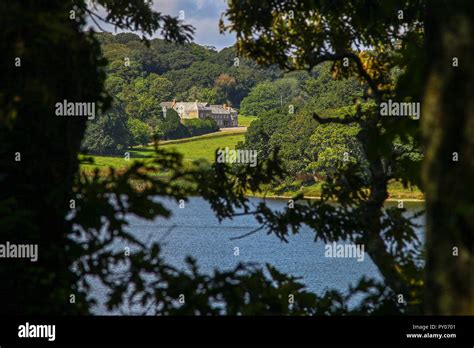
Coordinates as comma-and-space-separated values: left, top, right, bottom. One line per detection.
84, 8, 112, 33
306, 52, 382, 104
230, 225, 265, 240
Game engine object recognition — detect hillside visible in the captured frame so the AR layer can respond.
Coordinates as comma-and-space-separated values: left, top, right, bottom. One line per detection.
79, 33, 279, 158
97, 32, 282, 107
80, 129, 246, 172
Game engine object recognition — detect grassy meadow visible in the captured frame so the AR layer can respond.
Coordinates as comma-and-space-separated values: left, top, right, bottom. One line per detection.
80, 130, 246, 172
238, 115, 257, 127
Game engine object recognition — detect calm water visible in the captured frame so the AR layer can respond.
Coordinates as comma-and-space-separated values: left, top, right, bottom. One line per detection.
91, 197, 425, 314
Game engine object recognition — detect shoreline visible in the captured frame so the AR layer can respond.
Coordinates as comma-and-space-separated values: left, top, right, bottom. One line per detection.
246, 193, 425, 203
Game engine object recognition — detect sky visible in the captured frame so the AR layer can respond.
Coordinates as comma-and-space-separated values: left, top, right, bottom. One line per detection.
87, 0, 235, 50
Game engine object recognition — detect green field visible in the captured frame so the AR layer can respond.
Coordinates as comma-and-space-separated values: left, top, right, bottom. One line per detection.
238, 115, 257, 127
157, 133, 244, 162
80, 131, 245, 171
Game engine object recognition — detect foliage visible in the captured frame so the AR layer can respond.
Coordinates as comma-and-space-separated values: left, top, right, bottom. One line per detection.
0, 0, 194, 315
105, 75, 127, 96
2, 0, 471, 317
82, 107, 130, 156
183, 117, 219, 137
153, 108, 183, 139
107, 59, 142, 82
237, 108, 293, 159
121, 73, 173, 122
223, 0, 428, 314
239, 66, 367, 179
98, 34, 282, 107
127, 117, 152, 146
178, 86, 219, 104
239, 78, 302, 116
305, 123, 366, 179
302, 64, 364, 113
214, 73, 237, 105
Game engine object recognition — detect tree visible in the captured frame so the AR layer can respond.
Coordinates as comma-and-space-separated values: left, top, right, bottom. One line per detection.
421, 0, 474, 314
237, 108, 293, 159
97, 36, 282, 108
127, 117, 152, 146
107, 59, 142, 82
82, 104, 130, 155
178, 86, 219, 104
105, 74, 127, 96
272, 109, 319, 178
240, 78, 301, 116
157, 108, 186, 139
302, 63, 364, 112
183, 117, 219, 137
305, 123, 366, 180
114, 32, 141, 44
242, 67, 365, 179
121, 73, 173, 122
223, 0, 473, 314
102, 43, 133, 62
0, 0, 195, 315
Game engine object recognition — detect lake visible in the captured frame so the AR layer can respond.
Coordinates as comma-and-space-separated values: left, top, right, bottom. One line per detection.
91, 197, 425, 314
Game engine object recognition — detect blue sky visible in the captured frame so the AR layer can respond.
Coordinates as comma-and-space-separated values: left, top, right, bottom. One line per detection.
87, 0, 235, 50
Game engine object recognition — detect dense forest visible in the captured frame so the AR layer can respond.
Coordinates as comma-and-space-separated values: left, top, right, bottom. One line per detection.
81, 32, 282, 154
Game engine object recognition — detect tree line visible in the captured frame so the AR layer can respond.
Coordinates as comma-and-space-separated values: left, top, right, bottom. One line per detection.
0, 0, 472, 316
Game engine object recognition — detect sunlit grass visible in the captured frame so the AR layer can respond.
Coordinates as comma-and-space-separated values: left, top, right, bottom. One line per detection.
238, 115, 258, 127
80, 132, 245, 171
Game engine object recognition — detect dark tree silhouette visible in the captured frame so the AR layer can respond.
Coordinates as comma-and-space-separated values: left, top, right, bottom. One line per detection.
0, 0, 472, 315
223, 0, 473, 314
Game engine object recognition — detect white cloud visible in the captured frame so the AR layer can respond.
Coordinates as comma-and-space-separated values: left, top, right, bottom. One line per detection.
152, 0, 234, 49
87, 0, 235, 50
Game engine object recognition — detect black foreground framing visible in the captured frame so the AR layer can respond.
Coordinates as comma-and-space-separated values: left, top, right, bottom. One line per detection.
0, 315, 473, 346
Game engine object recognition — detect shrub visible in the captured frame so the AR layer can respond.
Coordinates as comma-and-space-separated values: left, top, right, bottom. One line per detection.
81, 105, 130, 155
183, 117, 219, 136
127, 118, 152, 146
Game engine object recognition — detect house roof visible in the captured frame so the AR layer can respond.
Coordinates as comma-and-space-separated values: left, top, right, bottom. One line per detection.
161, 101, 237, 114
177, 102, 202, 112
209, 104, 237, 114
160, 102, 174, 108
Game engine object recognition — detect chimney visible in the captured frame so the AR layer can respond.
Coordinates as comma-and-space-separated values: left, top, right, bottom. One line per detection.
223, 103, 228, 109
172, 98, 176, 107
